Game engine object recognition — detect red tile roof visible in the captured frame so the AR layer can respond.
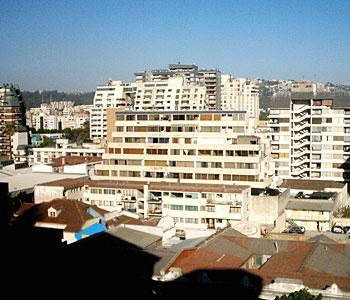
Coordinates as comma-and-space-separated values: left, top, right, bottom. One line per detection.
168, 230, 350, 291
13, 199, 107, 233
48, 155, 102, 167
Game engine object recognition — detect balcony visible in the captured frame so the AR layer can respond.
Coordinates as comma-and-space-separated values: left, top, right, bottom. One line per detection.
292, 148, 310, 158
293, 105, 310, 114
292, 158, 310, 167
294, 130, 310, 140
206, 199, 242, 206
292, 114, 310, 123
292, 139, 310, 149
292, 122, 310, 132
291, 166, 309, 176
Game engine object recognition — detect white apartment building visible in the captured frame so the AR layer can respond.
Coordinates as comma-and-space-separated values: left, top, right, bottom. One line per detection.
136, 64, 221, 110
221, 75, 260, 123
90, 80, 136, 140
269, 90, 350, 182
32, 113, 58, 130
151, 183, 250, 230
29, 143, 105, 164
93, 110, 274, 188
35, 178, 251, 230
30, 102, 90, 131
90, 77, 208, 140
133, 77, 207, 111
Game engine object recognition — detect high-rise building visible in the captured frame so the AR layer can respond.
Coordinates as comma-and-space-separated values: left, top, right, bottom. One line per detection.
90, 76, 209, 140
136, 64, 221, 110
221, 75, 260, 124
0, 84, 28, 159
93, 110, 274, 188
269, 87, 350, 182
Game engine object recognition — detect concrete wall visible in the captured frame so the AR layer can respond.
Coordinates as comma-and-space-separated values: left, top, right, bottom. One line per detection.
32, 164, 54, 173
64, 187, 84, 201
34, 185, 64, 203
63, 232, 77, 244
123, 224, 164, 236
64, 163, 87, 174
333, 217, 350, 227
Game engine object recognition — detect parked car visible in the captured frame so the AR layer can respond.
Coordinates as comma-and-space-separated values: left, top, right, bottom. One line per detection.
283, 226, 305, 234
332, 226, 343, 234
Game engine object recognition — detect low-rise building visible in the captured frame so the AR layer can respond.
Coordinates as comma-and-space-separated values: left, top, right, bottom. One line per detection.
285, 191, 338, 231
32, 155, 102, 175
34, 178, 254, 231
29, 142, 105, 165
163, 227, 350, 299
250, 187, 289, 235
12, 199, 107, 244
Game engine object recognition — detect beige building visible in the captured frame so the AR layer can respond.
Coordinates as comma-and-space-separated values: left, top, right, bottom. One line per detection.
221, 75, 260, 125
93, 110, 273, 188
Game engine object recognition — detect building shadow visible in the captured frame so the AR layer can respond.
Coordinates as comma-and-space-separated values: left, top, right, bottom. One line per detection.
153, 269, 263, 299
341, 154, 350, 193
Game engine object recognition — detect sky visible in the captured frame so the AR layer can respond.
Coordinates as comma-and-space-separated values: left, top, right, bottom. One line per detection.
1, 0, 350, 91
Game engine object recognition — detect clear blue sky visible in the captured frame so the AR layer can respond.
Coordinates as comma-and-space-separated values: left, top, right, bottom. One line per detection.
1, 0, 349, 91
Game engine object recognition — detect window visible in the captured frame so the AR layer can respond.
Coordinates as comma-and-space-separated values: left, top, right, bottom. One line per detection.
185, 205, 198, 211
170, 204, 183, 210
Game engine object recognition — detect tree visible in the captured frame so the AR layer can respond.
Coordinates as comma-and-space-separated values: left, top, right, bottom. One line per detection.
335, 206, 350, 218
275, 289, 322, 300
37, 136, 56, 148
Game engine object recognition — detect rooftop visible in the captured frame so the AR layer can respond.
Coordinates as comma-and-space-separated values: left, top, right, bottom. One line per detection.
168, 227, 350, 292
148, 182, 249, 194
0, 166, 85, 193
115, 110, 247, 115
286, 199, 336, 212
12, 198, 108, 232
48, 155, 102, 167
37, 178, 250, 194
280, 179, 346, 190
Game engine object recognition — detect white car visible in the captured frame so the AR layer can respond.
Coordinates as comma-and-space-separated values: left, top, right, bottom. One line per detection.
332, 226, 343, 234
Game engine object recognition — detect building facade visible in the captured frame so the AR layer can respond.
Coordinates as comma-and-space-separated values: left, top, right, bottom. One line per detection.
0, 84, 28, 159
269, 90, 350, 182
221, 75, 260, 124
93, 110, 274, 188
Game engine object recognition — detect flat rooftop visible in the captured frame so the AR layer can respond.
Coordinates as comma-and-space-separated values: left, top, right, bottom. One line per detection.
286, 200, 336, 212
0, 167, 85, 193
280, 179, 346, 190
115, 110, 247, 115
148, 182, 249, 194
37, 178, 249, 194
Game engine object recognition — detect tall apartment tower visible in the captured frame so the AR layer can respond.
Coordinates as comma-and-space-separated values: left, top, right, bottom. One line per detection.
221, 75, 260, 127
135, 64, 221, 110
0, 84, 27, 158
269, 85, 350, 182
93, 110, 274, 188
90, 80, 136, 140
90, 76, 209, 140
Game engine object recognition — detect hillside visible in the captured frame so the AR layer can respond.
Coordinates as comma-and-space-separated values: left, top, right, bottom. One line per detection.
22, 90, 95, 108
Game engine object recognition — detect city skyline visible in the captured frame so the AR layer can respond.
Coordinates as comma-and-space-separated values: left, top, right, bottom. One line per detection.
1, 0, 350, 91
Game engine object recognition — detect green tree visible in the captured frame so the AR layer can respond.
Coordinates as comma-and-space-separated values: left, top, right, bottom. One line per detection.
275, 289, 322, 300
335, 206, 350, 218
62, 122, 90, 145
38, 136, 56, 147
